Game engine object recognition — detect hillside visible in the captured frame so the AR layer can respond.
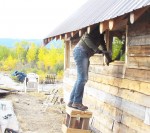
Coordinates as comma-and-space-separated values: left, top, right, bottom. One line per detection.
0, 38, 42, 48
0, 38, 63, 48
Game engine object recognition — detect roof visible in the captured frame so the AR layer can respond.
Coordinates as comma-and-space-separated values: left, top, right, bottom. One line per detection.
45, 0, 150, 39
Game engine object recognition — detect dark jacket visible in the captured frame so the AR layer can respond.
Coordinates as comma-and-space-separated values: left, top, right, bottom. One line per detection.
78, 31, 105, 57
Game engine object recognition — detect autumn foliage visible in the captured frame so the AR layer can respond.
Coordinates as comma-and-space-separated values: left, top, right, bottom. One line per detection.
0, 41, 64, 80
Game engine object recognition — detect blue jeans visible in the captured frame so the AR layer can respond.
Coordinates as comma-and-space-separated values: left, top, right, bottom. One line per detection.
69, 45, 90, 104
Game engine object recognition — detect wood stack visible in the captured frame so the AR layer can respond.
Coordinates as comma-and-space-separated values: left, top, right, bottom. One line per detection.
62, 106, 92, 133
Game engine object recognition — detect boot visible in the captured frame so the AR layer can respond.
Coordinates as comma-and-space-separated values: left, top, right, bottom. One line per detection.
72, 103, 88, 111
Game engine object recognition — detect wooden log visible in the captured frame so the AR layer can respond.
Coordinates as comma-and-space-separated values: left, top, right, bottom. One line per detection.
89, 54, 104, 65
64, 69, 150, 96
99, 21, 109, 34
128, 56, 150, 69
129, 45, 150, 55
79, 29, 87, 37
63, 77, 147, 121
113, 122, 137, 133
68, 60, 125, 78
128, 35, 150, 46
109, 20, 114, 30
91, 118, 113, 133
121, 112, 150, 133
87, 26, 91, 34
125, 68, 150, 82
64, 76, 150, 108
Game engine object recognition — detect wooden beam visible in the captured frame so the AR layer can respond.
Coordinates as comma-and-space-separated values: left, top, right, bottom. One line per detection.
71, 31, 78, 38
105, 30, 110, 50
59, 35, 62, 40
55, 36, 58, 40
87, 26, 91, 34
65, 33, 71, 40
61, 34, 65, 40
87, 24, 98, 34
113, 18, 128, 30
48, 38, 51, 43
99, 23, 103, 34
99, 21, 109, 34
109, 20, 114, 30
71, 32, 75, 37
130, 6, 149, 24
65, 34, 68, 40
79, 28, 87, 37
44, 38, 48, 45
130, 13, 134, 24
79, 30, 82, 37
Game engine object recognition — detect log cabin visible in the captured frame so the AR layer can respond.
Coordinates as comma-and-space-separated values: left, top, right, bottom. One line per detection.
43, 0, 150, 132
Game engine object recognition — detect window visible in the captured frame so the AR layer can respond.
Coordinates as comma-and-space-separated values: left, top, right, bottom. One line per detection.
112, 36, 125, 61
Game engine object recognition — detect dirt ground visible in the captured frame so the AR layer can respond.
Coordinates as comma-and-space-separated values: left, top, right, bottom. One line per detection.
1, 91, 65, 133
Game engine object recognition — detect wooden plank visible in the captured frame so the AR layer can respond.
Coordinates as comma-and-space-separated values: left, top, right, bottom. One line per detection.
66, 106, 92, 118
62, 124, 91, 133
65, 114, 70, 127
0, 89, 10, 94
81, 118, 90, 130
68, 117, 77, 128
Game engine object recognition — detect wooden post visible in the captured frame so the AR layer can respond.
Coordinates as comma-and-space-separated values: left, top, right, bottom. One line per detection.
125, 25, 128, 65
81, 118, 90, 130
64, 41, 70, 70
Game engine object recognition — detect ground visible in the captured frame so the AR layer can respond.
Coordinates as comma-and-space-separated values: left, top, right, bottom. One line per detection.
0, 73, 65, 133
1, 91, 65, 133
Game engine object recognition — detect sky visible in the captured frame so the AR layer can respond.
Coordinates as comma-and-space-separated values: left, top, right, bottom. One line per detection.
0, 0, 87, 39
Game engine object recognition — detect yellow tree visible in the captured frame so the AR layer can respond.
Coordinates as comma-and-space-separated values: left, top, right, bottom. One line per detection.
2, 55, 18, 71
26, 43, 37, 63
15, 43, 25, 61
37, 47, 47, 70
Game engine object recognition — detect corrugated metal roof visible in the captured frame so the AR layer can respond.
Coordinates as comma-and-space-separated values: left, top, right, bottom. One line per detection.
45, 0, 150, 39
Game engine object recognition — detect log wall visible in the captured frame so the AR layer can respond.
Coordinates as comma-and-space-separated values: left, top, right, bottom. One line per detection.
63, 11, 150, 133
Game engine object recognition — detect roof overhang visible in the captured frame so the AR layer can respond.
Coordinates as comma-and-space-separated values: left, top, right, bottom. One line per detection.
43, 0, 150, 45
